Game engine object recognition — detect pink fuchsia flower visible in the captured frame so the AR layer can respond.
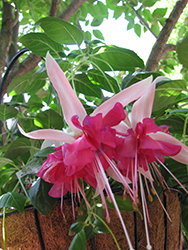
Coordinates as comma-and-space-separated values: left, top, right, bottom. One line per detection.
114, 78, 188, 250
19, 52, 153, 250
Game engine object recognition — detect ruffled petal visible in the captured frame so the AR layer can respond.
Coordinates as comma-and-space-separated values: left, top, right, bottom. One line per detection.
102, 102, 126, 127
149, 131, 188, 164
46, 52, 87, 132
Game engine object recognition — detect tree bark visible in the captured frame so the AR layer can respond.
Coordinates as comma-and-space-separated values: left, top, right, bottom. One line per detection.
145, 0, 188, 72
49, 0, 60, 17
0, 0, 86, 101
0, 1, 13, 81
58, 0, 86, 21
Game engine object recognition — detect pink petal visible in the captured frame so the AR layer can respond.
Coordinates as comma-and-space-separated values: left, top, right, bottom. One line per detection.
131, 76, 168, 129
46, 52, 86, 133
92, 75, 153, 117
149, 131, 188, 164
102, 102, 126, 127
131, 79, 156, 129
18, 125, 75, 143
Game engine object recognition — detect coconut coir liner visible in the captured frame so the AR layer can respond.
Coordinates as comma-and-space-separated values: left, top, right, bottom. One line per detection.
0, 190, 181, 249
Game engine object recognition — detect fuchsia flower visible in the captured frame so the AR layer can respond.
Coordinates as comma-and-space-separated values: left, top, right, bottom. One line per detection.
19, 52, 154, 250
113, 79, 188, 250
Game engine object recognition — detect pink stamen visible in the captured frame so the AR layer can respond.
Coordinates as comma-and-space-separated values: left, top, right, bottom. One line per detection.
60, 183, 66, 219
139, 173, 152, 250
157, 158, 188, 194
95, 153, 134, 250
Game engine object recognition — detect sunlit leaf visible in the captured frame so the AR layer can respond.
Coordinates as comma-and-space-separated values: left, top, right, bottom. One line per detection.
177, 34, 188, 68
93, 29, 104, 40
0, 105, 18, 121
19, 33, 63, 57
37, 17, 84, 45
0, 158, 16, 168
73, 74, 102, 98
4, 138, 32, 160
35, 109, 64, 129
88, 69, 119, 93
0, 168, 15, 186
90, 45, 144, 71
7, 72, 46, 95
153, 79, 187, 111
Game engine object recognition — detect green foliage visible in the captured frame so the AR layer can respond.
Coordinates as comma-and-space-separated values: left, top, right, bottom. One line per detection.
29, 178, 59, 215
0, 192, 27, 214
177, 34, 188, 69
1, 0, 188, 248
37, 17, 84, 45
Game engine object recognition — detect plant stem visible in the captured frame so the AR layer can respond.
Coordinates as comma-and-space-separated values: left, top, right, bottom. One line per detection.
2, 207, 6, 250
89, 211, 121, 250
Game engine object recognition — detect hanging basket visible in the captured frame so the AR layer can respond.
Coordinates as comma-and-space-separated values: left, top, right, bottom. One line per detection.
0, 190, 182, 250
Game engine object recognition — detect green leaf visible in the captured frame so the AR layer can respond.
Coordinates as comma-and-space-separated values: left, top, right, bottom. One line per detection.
0, 192, 27, 213
7, 72, 46, 95
87, 1, 108, 20
4, 138, 32, 160
0, 105, 18, 121
69, 229, 86, 250
151, 22, 160, 36
134, 23, 141, 37
93, 219, 109, 233
0, 158, 16, 168
37, 17, 84, 45
93, 29, 104, 40
90, 45, 144, 71
85, 31, 92, 41
153, 79, 187, 111
34, 147, 55, 158
177, 34, 188, 68
19, 33, 63, 57
29, 178, 59, 215
156, 115, 188, 134
0, 168, 15, 186
142, 0, 158, 7
69, 221, 85, 235
17, 158, 45, 178
106, 195, 135, 212
91, 19, 103, 26
113, 6, 126, 19
73, 74, 102, 98
152, 8, 167, 19
88, 69, 119, 93
121, 71, 161, 89
34, 109, 64, 129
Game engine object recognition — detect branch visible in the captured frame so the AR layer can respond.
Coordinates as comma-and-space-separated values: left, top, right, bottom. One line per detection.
145, 0, 188, 72
49, 0, 60, 17
131, 6, 158, 39
1, 0, 86, 101
58, 0, 86, 21
0, 1, 13, 79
